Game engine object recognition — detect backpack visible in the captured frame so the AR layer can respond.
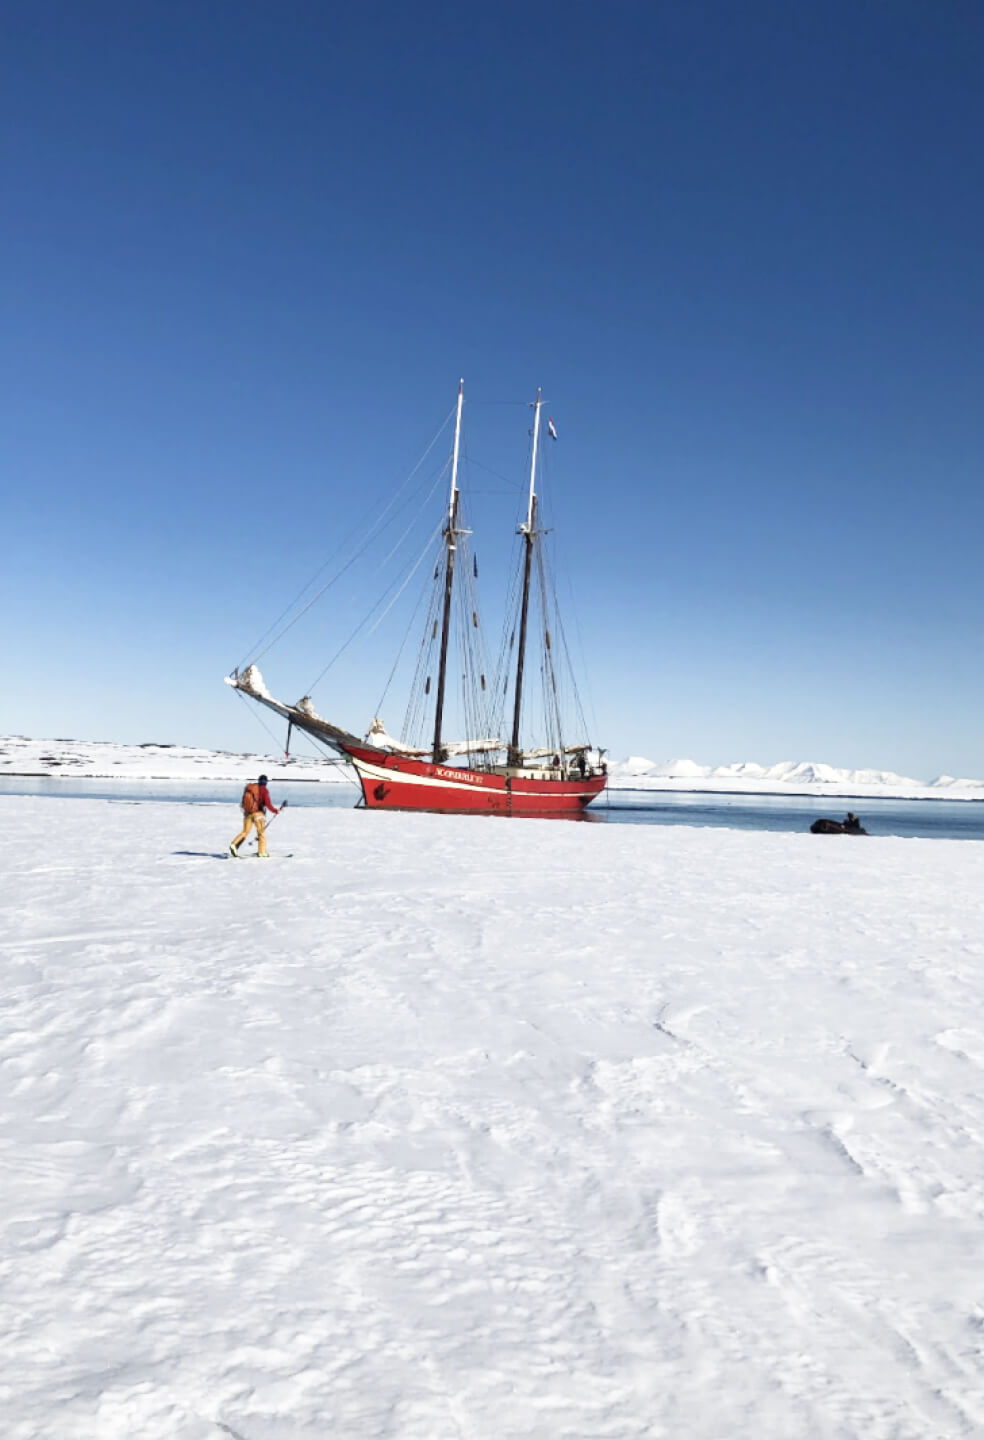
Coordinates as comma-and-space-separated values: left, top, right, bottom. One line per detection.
242, 783, 262, 815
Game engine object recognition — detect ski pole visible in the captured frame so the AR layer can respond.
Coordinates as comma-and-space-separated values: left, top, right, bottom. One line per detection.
249, 797, 288, 850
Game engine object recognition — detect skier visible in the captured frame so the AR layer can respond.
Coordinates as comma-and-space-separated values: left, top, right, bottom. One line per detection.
230, 774, 280, 858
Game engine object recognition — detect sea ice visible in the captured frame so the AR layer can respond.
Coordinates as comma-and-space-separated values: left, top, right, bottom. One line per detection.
2, 796, 983, 1437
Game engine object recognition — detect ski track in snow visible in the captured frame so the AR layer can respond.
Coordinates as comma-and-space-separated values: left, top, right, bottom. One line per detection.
2, 796, 984, 1438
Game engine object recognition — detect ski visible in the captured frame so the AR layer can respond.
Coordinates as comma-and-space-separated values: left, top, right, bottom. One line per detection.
228, 852, 294, 860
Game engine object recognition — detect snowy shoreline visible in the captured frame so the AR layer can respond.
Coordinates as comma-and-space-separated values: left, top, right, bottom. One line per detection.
3, 733, 983, 801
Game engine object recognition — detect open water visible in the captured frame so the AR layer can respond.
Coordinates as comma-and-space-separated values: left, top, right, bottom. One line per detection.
2, 776, 982, 841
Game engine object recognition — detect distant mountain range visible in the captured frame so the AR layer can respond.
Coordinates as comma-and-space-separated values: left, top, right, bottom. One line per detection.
2, 736, 982, 799
607, 756, 984, 799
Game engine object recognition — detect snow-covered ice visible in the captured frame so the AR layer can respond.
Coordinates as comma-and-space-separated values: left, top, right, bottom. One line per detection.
3, 795, 984, 1438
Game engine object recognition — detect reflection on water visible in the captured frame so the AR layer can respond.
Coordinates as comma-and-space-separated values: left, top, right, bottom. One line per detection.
1, 777, 982, 841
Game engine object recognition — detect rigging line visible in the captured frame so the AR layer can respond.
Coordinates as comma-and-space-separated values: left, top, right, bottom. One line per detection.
491, 536, 524, 702
326, 766, 362, 793
303, 738, 363, 789
237, 402, 455, 670
403, 559, 441, 744
248, 481, 438, 670
539, 543, 568, 728
542, 539, 590, 740
364, 519, 444, 639
542, 545, 567, 742
305, 518, 444, 694
556, 600, 592, 739
234, 687, 291, 755
376, 464, 449, 571
235, 402, 457, 671
247, 455, 448, 669
234, 668, 355, 782
283, 724, 363, 788
372, 543, 439, 718
464, 542, 495, 740
465, 455, 524, 490
404, 576, 441, 743
368, 450, 452, 567
469, 547, 495, 731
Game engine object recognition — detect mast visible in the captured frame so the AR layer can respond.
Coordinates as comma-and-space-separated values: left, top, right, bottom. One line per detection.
508, 387, 541, 767
432, 379, 464, 764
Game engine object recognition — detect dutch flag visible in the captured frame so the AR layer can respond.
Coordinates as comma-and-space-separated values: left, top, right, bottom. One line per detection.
547, 417, 558, 440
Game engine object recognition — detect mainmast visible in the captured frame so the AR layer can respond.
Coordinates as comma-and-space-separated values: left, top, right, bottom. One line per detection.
432, 379, 464, 764
508, 387, 541, 767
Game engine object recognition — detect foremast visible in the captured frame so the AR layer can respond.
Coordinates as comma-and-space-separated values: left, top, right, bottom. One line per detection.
508, 387, 542, 768
432, 378, 465, 764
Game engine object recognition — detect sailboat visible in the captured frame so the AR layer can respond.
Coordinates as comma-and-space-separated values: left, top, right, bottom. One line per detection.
226, 381, 607, 815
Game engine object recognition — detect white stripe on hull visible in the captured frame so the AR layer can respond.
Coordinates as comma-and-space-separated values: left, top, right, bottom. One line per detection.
349, 754, 600, 802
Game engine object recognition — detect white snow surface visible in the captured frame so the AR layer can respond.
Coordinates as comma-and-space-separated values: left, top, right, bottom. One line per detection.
4, 795, 984, 1438
3, 735, 984, 798
0, 734, 348, 783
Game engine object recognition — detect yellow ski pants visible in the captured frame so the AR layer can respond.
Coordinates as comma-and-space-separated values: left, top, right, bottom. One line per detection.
232, 810, 267, 855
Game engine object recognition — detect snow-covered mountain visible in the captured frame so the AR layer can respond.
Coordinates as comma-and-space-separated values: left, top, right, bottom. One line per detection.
2, 735, 982, 799
607, 754, 984, 799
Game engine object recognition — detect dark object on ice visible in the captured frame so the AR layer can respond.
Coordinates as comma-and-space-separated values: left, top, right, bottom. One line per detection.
811, 812, 868, 835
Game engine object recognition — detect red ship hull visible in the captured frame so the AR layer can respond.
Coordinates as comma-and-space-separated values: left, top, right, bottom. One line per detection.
343, 744, 607, 815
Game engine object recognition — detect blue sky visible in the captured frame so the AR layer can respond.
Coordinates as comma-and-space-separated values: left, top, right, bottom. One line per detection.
4, 0, 983, 778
